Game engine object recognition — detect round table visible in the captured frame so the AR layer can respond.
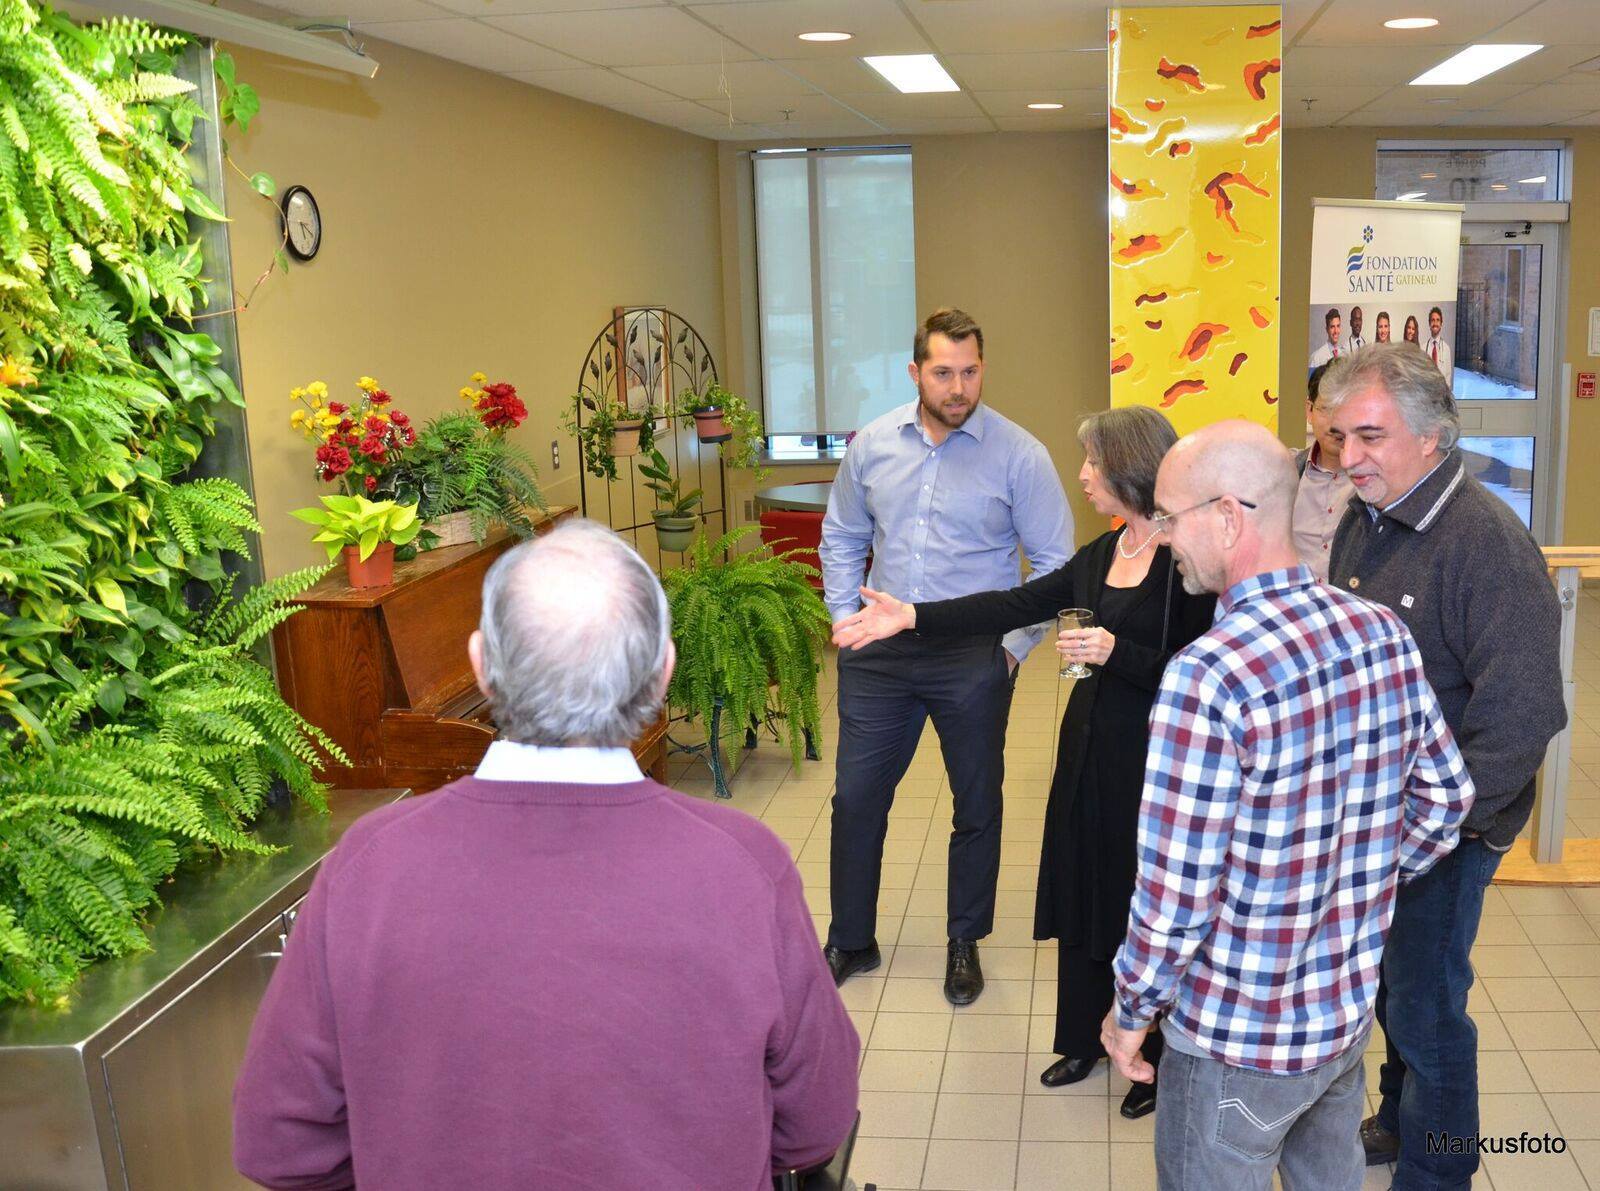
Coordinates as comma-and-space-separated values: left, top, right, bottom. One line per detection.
754, 481, 833, 512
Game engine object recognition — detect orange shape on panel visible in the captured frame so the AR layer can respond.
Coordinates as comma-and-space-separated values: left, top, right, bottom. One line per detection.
1111, 170, 1167, 199
1245, 113, 1280, 146
1229, 352, 1249, 376
1113, 229, 1185, 264
1144, 98, 1166, 112
1110, 106, 1151, 137
1249, 305, 1273, 328
1157, 56, 1207, 92
1243, 59, 1281, 100
1204, 171, 1272, 234
1168, 141, 1194, 158
1263, 389, 1278, 405
1205, 252, 1230, 267
1246, 20, 1281, 37
1160, 379, 1208, 408
1178, 322, 1230, 363
1111, 353, 1135, 375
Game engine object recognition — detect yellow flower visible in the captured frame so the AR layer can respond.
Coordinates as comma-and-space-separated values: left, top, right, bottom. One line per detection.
307, 380, 329, 399
0, 356, 38, 389
290, 387, 306, 401
290, 409, 308, 428
470, 371, 487, 384
459, 386, 477, 401
357, 376, 379, 393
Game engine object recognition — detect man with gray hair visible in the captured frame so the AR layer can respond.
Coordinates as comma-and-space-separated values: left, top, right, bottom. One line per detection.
1099, 421, 1472, 1190
234, 520, 860, 1191
1319, 344, 1565, 1190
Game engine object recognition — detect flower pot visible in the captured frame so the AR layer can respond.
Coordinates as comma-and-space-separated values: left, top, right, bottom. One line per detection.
653, 512, 699, 553
611, 418, 645, 457
692, 407, 732, 444
343, 541, 396, 588
423, 510, 479, 550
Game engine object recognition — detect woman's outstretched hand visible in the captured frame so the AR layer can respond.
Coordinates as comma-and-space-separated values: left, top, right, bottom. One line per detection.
832, 587, 916, 650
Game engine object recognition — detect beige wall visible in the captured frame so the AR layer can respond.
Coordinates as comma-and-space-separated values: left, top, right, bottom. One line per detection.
222, 33, 724, 577
722, 125, 1600, 547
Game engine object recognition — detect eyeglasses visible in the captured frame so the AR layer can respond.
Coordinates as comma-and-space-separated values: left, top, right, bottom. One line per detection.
1150, 494, 1258, 534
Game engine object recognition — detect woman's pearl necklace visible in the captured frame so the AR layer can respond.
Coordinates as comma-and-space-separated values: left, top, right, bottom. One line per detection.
1117, 524, 1159, 560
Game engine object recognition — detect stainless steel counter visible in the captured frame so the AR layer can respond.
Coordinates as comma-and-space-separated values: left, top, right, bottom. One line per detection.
0, 788, 407, 1190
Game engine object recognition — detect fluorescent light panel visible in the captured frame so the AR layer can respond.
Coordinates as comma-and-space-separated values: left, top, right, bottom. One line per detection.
1519, 175, 1548, 183
862, 54, 959, 93
70, 0, 377, 76
1396, 191, 1429, 200
798, 31, 852, 42
1411, 44, 1542, 86
1385, 17, 1439, 30
1027, 102, 1064, 110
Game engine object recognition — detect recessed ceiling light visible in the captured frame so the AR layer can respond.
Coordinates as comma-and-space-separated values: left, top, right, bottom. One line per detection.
1027, 102, 1064, 110
1396, 191, 1429, 200
798, 31, 852, 42
1425, 97, 1459, 104
1385, 17, 1440, 30
1420, 172, 1438, 178
1411, 43, 1542, 85
1490, 183, 1509, 190
1519, 174, 1548, 183
862, 54, 960, 93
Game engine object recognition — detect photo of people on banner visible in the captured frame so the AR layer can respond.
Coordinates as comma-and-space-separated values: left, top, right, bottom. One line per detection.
1308, 302, 1456, 381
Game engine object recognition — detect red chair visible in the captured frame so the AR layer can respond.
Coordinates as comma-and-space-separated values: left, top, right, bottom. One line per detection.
758, 508, 825, 590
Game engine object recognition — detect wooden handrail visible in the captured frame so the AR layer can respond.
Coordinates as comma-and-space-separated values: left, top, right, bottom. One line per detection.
1542, 546, 1600, 579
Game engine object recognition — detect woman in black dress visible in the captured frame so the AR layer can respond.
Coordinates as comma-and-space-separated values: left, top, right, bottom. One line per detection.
832, 406, 1214, 1119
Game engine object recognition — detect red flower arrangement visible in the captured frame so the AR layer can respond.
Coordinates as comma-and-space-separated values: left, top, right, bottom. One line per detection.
290, 376, 417, 494
459, 371, 527, 433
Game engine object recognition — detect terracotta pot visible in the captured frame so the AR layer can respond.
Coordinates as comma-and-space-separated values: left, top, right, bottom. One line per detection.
423, 510, 478, 549
343, 541, 396, 588
653, 512, 699, 553
611, 418, 645, 457
692, 407, 732, 443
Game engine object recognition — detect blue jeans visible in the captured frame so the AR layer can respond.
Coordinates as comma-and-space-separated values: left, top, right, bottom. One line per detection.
1154, 1023, 1369, 1191
1376, 836, 1503, 1191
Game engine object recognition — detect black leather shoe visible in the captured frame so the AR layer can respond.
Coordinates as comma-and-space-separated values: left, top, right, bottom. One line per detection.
1119, 1080, 1157, 1120
944, 939, 984, 1005
1039, 1056, 1100, 1087
1360, 1115, 1401, 1166
823, 942, 880, 986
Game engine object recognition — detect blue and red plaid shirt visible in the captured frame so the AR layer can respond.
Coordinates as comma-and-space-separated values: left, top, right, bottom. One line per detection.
1113, 566, 1474, 1073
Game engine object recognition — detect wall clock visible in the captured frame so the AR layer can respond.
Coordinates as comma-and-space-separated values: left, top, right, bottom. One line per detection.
280, 185, 321, 261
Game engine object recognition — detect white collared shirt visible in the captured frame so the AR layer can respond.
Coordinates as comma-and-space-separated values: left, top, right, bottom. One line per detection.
474, 740, 644, 784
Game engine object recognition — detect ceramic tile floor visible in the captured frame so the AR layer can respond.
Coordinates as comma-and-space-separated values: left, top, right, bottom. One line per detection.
668, 589, 1600, 1190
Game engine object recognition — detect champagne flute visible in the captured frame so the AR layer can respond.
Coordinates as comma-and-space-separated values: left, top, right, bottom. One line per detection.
1057, 608, 1096, 679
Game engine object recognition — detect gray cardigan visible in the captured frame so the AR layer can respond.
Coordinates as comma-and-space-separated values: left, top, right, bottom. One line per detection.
1329, 453, 1565, 847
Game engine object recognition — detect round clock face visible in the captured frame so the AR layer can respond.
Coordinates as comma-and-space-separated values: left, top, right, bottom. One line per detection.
282, 187, 321, 260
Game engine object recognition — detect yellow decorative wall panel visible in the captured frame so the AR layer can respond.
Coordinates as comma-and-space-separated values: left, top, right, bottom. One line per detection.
1108, 5, 1282, 434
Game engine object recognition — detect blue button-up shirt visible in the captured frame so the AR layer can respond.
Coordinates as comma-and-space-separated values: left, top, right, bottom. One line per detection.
819, 401, 1072, 660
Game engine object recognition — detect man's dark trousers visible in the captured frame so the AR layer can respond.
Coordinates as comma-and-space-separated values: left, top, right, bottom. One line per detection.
828, 634, 1015, 951
1375, 835, 1504, 1190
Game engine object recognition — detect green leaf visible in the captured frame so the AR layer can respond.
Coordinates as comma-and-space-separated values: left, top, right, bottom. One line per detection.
213, 50, 237, 88
92, 577, 128, 616
95, 675, 126, 718
250, 171, 275, 198
186, 552, 225, 581
228, 83, 260, 132
74, 601, 124, 625
182, 187, 229, 222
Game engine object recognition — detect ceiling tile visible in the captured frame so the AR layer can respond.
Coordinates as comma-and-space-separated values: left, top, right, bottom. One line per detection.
1294, 1, 1511, 48
970, 87, 1103, 119
714, 93, 880, 127
1281, 83, 1394, 122
993, 112, 1101, 132
684, 0, 930, 59
1489, 43, 1600, 85
616, 59, 820, 101
480, 6, 756, 66
504, 65, 680, 104
828, 89, 986, 121
910, 0, 1107, 55
940, 50, 1106, 92
276, 0, 454, 22
427, 0, 666, 15
742, 118, 885, 141
764, 56, 894, 93
357, 16, 587, 70
1493, 0, 1600, 45
1440, 107, 1592, 126
896, 117, 999, 135
1289, 44, 1453, 86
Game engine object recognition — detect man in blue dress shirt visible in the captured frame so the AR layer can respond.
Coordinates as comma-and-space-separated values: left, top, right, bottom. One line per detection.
819, 307, 1073, 1005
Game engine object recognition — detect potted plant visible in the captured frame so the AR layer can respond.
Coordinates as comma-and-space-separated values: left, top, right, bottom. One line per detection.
561, 391, 655, 482
639, 447, 702, 552
377, 372, 545, 552
288, 376, 417, 496
676, 380, 765, 472
662, 528, 830, 766
290, 495, 422, 587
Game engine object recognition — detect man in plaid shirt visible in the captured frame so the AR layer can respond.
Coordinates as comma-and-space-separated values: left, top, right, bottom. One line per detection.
1099, 422, 1473, 1190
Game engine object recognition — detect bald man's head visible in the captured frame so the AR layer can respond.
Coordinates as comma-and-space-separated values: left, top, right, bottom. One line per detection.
1156, 421, 1300, 595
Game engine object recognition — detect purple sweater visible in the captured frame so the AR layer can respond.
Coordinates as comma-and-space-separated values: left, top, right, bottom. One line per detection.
233, 778, 860, 1190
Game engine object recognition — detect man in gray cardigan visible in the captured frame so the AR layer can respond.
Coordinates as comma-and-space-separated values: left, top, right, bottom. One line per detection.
1320, 344, 1565, 1191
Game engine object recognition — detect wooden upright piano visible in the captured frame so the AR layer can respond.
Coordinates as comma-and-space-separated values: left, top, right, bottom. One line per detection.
271, 506, 669, 792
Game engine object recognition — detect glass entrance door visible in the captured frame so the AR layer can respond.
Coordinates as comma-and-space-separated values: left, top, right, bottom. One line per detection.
1453, 222, 1562, 540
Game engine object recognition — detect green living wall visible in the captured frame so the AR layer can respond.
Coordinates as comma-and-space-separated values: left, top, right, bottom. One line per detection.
0, 0, 336, 1005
